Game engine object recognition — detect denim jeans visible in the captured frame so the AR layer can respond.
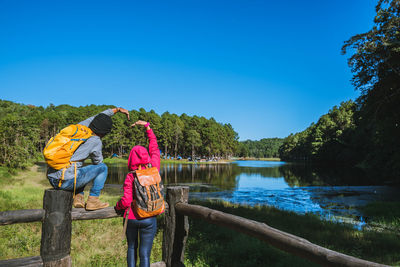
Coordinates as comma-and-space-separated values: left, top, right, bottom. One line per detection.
126, 217, 157, 267
48, 163, 108, 197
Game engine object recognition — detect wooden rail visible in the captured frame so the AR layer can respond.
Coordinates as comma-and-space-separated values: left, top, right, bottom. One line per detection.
0, 186, 391, 267
0, 209, 45, 225
0, 189, 165, 267
175, 202, 387, 267
0, 207, 122, 225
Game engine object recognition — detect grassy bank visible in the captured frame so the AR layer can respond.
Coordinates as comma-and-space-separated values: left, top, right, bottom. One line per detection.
361, 201, 400, 232
1, 166, 399, 266
186, 200, 400, 266
0, 165, 163, 266
102, 157, 128, 164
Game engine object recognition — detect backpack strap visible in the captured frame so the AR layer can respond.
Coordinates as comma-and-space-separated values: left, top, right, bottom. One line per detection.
58, 168, 66, 187
58, 162, 78, 199
135, 163, 152, 171
73, 162, 77, 198
122, 206, 130, 238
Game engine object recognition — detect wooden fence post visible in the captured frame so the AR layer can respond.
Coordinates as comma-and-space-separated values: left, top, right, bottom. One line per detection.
162, 186, 189, 267
40, 189, 73, 267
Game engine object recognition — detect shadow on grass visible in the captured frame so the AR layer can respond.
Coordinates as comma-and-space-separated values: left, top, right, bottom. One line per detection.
184, 200, 400, 267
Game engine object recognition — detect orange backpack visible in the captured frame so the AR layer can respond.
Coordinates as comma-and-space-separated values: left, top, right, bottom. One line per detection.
43, 124, 93, 194
43, 124, 93, 170
131, 165, 165, 218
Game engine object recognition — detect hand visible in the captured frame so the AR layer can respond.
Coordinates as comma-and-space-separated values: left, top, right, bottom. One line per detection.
118, 107, 130, 121
114, 206, 125, 216
131, 120, 148, 128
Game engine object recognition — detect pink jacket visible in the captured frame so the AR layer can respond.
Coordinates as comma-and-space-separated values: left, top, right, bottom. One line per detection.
115, 128, 160, 220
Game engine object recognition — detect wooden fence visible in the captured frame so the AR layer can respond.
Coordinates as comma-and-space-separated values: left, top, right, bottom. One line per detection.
0, 186, 390, 267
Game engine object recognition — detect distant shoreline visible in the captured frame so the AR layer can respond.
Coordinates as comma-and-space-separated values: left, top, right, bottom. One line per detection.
103, 157, 282, 165
103, 158, 234, 165
233, 157, 281, 162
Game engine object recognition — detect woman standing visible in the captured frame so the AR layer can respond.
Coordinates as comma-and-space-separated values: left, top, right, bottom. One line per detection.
115, 120, 161, 267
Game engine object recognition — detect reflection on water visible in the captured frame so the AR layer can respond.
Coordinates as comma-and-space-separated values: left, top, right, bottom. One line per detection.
106, 160, 400, 227
107, 162, 241, 191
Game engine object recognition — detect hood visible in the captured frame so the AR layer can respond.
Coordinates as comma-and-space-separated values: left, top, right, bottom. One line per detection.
128, 145, 150, 171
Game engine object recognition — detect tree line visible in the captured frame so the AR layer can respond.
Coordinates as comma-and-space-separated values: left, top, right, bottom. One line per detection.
237, 138, 283, 158
0, 100, 239, 169
279, 100, 357, 163
0, 99, 284, 171
279, 0, 400, 181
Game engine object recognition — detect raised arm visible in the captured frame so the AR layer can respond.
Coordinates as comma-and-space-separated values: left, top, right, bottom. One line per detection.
112, 107, 130, 120
131, 120, 161, 171
147, 126, 160, 171
78, 107, 130, 127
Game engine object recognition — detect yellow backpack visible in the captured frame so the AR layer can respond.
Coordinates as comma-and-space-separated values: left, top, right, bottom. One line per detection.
43, 124, 93, 170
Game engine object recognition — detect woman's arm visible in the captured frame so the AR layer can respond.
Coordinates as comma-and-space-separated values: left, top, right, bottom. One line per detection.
147, 127, 160, 171
115, 173, 134, 210
131, 120, 161, 171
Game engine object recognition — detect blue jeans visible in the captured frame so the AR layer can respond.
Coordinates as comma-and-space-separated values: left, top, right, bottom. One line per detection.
48, 163, 108, 197
126, 217, 157, 267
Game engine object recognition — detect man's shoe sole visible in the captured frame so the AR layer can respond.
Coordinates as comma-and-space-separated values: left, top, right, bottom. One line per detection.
85, 204, 109, 211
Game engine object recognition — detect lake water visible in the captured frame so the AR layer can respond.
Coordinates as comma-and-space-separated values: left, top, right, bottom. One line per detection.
106, 160, 400, 228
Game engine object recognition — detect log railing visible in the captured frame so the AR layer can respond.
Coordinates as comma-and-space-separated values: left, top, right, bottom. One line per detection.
0, 186, 390, 267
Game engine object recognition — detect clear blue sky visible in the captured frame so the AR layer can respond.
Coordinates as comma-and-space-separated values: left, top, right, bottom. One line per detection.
0, 0, 377, 140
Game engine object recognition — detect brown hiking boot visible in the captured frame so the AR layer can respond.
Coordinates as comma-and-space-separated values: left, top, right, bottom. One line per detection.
73, 194, 85, 208
85, 196, 109, 211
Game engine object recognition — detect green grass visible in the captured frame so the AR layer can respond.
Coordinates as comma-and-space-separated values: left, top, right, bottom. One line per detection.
361, 201, 400, 231
103, 157, 128, 164
1, 166, 400, 266
0, 166, 53, 259
0, 166, 16, 187
0, 166, 162, 266
184, 200, 400, 266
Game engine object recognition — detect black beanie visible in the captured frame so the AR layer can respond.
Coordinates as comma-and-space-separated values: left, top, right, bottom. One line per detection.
89, 113, 113, 135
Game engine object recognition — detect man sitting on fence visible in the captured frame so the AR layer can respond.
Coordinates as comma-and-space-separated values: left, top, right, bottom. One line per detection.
46, 107, 130, 210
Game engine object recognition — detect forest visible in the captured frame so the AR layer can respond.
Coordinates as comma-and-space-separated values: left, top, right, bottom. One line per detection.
0, 100, 239, 169
0, 99, 285, 171
279, 0, 400, 181
1, 1, 399, 183
278, 100, 357, 163
237, 138, 283, 158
